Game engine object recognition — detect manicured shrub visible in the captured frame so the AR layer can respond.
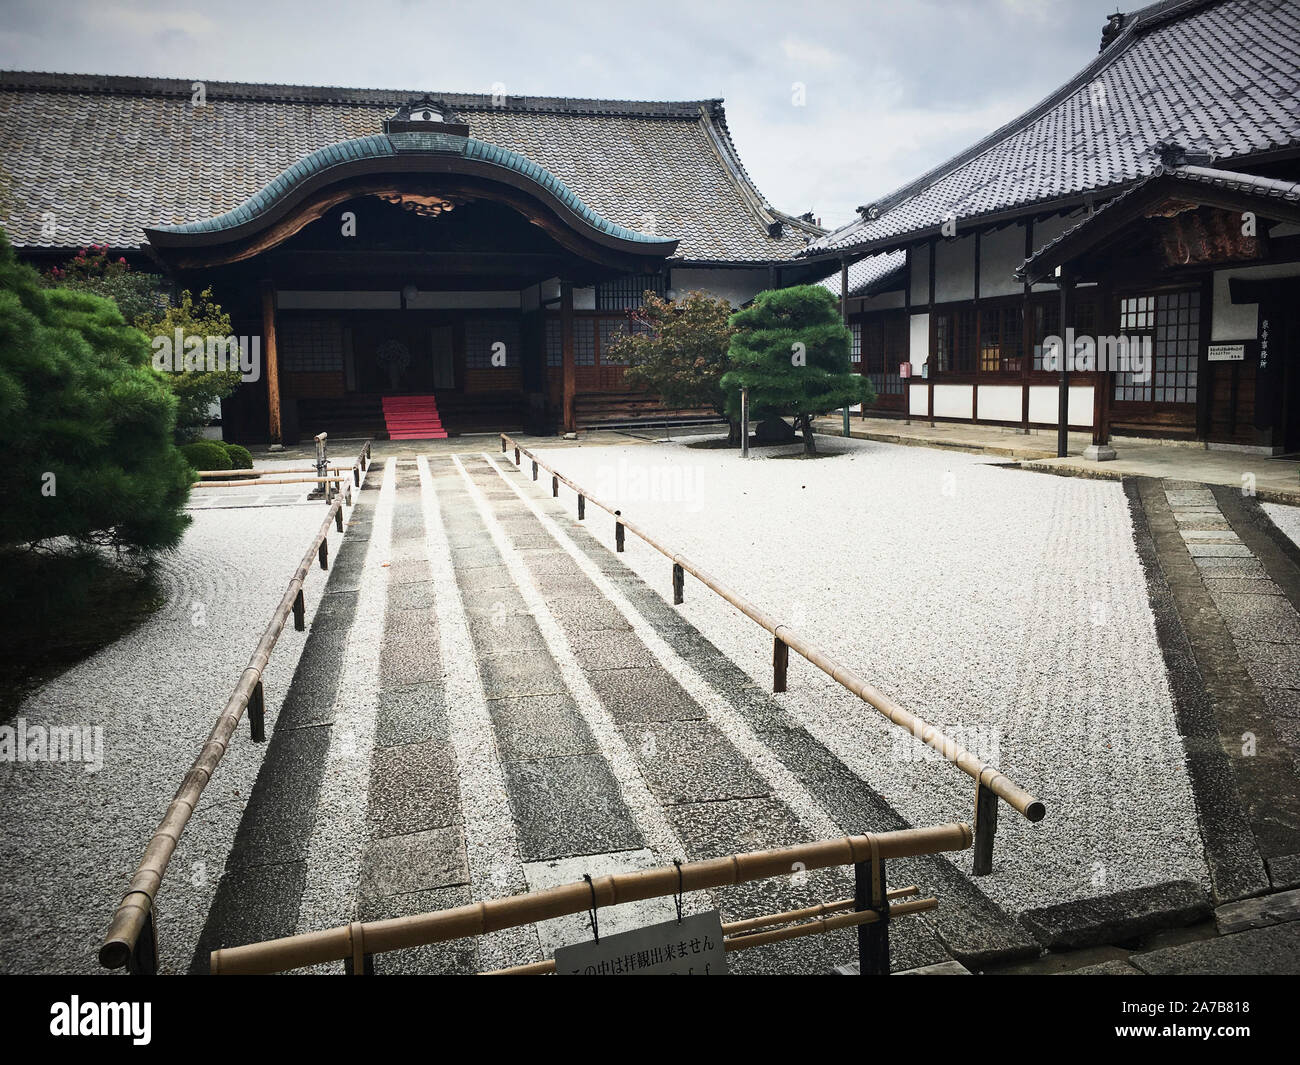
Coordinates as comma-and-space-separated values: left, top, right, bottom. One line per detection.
722, 285, 873, 455
0, 229, 192, 555
179, 440, 232, 471
222, 443, 253, 469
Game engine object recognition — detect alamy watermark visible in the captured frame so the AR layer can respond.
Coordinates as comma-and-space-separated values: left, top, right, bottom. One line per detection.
591, 458, 706, 511
151, 329, 261, 382
1041, 329, 1151, 380
0, 718, 104, 773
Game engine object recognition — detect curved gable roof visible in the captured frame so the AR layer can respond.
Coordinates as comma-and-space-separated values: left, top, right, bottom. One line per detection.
0, 74, 817, 262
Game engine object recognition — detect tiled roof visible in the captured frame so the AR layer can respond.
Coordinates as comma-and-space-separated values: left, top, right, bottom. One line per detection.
805, 0, 1300, 258
814, 250, 907, 298
150, 132, 677, 251
0, 73, 814, 263
1016, 163, 1300, 280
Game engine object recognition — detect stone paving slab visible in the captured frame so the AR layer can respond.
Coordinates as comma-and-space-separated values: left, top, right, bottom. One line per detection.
501, 755, 645, 861
477, 651, 568, 699
487, 694, 597, 760
1131, 919, 1300, 974
358, 825, 469, 903
626, 720, 769, 805
1019, 880, 1211, 950
1267, 852, 1300, 889
366, 741, 460, 838
584, 666, 704, 722
374, 682, 448, 749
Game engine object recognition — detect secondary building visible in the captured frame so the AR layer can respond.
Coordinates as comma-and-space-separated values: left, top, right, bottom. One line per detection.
807, 0, 1300, 455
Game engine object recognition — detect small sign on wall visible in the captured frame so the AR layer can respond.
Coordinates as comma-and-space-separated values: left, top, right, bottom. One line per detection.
1208, 343, 1246, 362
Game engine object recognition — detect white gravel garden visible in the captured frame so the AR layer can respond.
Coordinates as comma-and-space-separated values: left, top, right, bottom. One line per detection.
531, 432, 1210, 914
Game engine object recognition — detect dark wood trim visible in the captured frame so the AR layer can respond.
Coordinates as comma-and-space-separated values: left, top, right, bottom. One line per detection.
560, 282, 575, 433
260, 280, 282, 444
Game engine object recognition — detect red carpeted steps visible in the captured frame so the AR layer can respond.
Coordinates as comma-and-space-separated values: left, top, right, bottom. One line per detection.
382, 394, 448, 440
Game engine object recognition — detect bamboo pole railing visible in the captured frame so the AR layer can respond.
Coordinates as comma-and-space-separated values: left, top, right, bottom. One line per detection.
499, 433, 1045, 875
485, 885, 927, 975
209, 823, 971, 974
98, 438, 373, 973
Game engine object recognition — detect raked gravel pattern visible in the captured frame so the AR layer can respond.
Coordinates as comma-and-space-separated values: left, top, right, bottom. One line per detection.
0, 497, 349, 974
1262, 502, 1300, 549
526, 434, 1209, 914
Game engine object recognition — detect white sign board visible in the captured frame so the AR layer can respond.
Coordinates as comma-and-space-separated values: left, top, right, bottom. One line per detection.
555, 911, 727, 975
1208, 343, 1246, 362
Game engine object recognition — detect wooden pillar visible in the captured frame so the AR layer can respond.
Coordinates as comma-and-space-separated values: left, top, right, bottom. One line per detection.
972, 231, 981, 425
1021, 220, 1033, 434
1057, 271, 1073, 458
260, 280, 283, 445
560, 281, 576, 434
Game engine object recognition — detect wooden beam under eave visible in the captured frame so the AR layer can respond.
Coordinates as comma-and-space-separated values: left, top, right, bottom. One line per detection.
561, 281, 575, 434
261, 280, 283, 444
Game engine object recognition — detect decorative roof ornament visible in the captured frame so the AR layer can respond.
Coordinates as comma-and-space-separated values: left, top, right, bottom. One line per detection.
384, 95, 470, 137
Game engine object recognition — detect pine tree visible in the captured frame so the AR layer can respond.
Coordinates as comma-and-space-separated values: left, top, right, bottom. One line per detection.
0, 229, 193, 556
721, 285, 873, 454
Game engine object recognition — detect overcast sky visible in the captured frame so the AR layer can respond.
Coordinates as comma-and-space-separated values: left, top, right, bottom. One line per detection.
1, 0, 1113, 229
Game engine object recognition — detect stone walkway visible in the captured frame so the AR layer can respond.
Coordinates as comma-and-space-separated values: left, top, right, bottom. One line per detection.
192, 451, 1041, 974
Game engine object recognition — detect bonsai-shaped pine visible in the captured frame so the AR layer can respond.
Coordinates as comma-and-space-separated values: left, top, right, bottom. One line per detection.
0, 229, 193, 557
607, 289, 737, 439
721, 285, 873, 455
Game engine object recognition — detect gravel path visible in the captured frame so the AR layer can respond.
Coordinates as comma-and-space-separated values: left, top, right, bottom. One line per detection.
0, 497, 346, 974
1263, 501, 1300, 548
526, 433, 1209, 914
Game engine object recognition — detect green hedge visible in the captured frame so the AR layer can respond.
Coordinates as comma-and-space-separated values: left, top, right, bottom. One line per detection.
180, 440, 232, 471
222, 443, 253, 469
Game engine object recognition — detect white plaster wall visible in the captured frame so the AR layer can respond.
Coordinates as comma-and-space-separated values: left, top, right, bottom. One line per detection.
277, 290, 400, 309
1212, 261, 1300, 341
909, 312, 930, 371
933, 383, 974, 419
408, 291, 521, 309
671, 267, 771, 306
909, 243, 930, 306
1029, 208, 1090, 293
977, 384, 1022, 422
574, 286, 596, 310
1028, 384, 1093, 427
909, 381, 928, 416
935, 235, 976, 303
980, 225, 1026, 298
857, 290, 906, 312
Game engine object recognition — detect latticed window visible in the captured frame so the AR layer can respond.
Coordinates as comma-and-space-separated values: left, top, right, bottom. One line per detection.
598, 318, 630, 364
280, 316, 343, 372
858, 313, 907, 395
464, 316, 521, 369
979, 302, 1023, 373
544, 317, 562, 368
574, 318, 596, 366
596, 274, 666, 310
1114, 291, 1199, 404
850, 322, 862, 365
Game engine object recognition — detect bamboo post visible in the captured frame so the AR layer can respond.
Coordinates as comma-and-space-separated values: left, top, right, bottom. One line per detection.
293, 589, 305, 632
578, 494, 585, 520
973, 774, 1000, 876
318, 540, 329, 571
501, 436, 507, 453
514, 447, 520, 466
552, 475, 559, 498
672, 562, 684, 605
128, 908, 158, 975
773, 636, 789, 693
248, 680, 265, 743
335, 506, 344, 532
855, 844, 890, 975
532, 460, 538, 481
615, 513, 625, 552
